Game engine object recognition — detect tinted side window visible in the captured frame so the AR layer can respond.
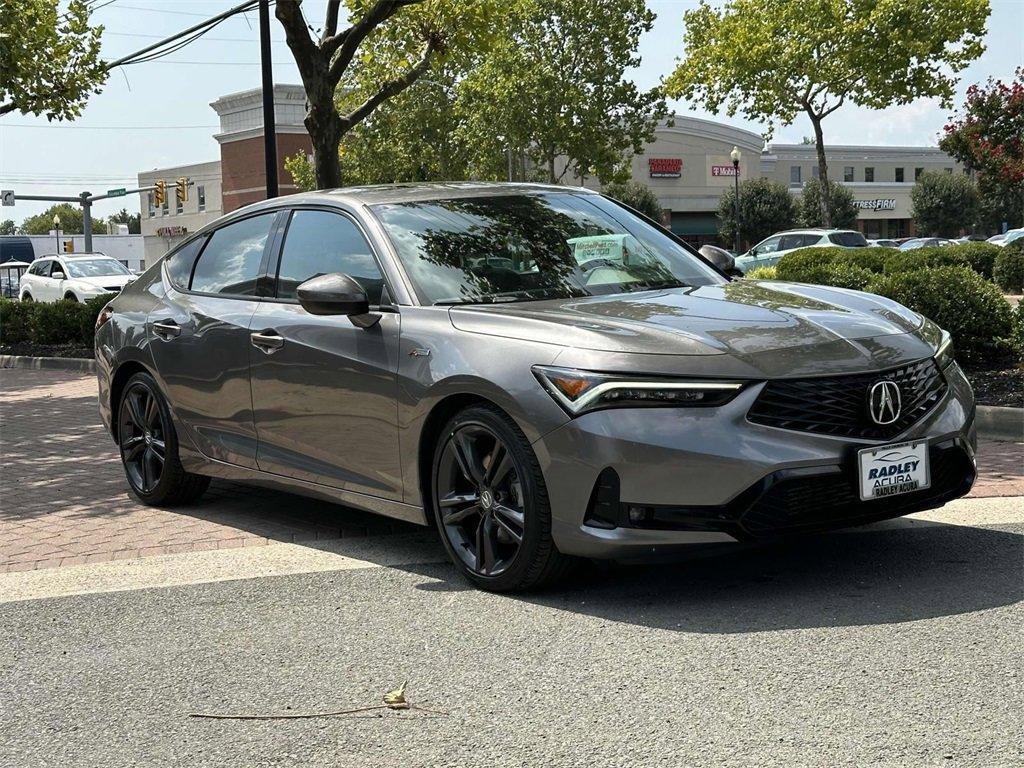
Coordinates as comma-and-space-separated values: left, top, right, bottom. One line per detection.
31, 260, 50, 275
191, 214, 275, 295
756, 237, 781, 254
778, 235, 801, 251
50, 261, 66, 277
164, 236, 206, 291
829, 232, 868, 247
276, 210, 385, 303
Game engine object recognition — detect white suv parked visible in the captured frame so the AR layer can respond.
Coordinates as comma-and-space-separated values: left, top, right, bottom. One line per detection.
19, 254, 135, 303
735, 228, 868, 274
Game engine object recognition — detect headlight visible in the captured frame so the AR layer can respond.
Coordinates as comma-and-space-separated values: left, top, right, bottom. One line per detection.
533, 365, 745, 416
935, 330, 954, 370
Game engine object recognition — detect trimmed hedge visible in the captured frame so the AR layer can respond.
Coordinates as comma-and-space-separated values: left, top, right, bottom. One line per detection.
993, 241, 1023, 293
882, 246, 972, 275
1012, 302, 1024, 359
775, 246, 895, 281
870, 266, 1013, 364
777, 243, 1001, 283
788, 263, 876, 291
744, 265, 778, 280
0, 295, 115, 347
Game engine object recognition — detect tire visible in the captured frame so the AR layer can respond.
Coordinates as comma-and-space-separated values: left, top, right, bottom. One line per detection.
64, 292, 78, 302
20, 293, 32, 302
117, 372, 210, 506
430, 403, 574, 592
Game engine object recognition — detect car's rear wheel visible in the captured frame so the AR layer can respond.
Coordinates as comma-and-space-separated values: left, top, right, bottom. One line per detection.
63, 292, 77, 302
20, 293, 32, 302
431, 404, 573, 592
118, 372, 209, 505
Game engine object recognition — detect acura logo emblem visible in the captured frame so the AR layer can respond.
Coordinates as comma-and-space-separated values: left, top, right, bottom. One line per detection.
868, 380, 902, 425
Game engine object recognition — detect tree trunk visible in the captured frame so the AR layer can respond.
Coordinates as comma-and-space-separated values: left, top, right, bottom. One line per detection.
809, 114, 832, 228
547, 154, 556, 184
306, 98, 343, 189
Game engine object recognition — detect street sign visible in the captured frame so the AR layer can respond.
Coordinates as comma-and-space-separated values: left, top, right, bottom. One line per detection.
106, 188, 127, 197
1, 190, 14, 207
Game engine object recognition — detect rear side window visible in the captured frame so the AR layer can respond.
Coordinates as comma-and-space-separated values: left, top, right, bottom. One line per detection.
30, 260, 50, 275
829, 231, 868, 247
275, 210, 385, 303
190, 214, 275, 295
164, 237, 206, 291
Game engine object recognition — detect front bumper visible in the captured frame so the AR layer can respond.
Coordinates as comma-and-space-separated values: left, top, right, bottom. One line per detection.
533, 362, 977, 559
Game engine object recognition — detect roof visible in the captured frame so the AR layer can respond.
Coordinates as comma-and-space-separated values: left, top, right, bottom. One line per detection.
231, 182, 598, 215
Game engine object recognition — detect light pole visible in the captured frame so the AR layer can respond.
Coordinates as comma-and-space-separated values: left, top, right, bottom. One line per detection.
730, 146, 742, 254
52, 214, 60, 254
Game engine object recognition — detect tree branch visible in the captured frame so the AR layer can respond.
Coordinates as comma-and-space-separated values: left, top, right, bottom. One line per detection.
0, 102, 17, 117
326, 0, 421, 82
340, 36, 438, 130
322, 0, 341, 41
275, 0, 320, 85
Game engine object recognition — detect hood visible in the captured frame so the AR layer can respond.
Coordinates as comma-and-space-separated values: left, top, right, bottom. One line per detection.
70, 274, 134, 290
449, 281, 937, 377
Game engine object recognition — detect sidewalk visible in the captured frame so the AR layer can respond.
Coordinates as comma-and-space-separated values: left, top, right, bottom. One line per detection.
2, 368, 1021, 574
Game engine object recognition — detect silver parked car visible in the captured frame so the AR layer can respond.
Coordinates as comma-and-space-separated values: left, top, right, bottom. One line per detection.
734, 228, 868, 273
95, 184, 977, 591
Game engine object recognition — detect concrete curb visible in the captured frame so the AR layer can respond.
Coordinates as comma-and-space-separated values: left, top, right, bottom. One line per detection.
0, 355, 1020, 440
0, 355, 97, 374
976, 405, 1023, 442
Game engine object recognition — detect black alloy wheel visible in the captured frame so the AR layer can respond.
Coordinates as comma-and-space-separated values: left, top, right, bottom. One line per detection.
432, 404, 573, 591
119, 381, 167, 495
115, 372, 210, 505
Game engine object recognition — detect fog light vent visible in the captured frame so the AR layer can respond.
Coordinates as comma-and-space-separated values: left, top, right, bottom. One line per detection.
584, 468, 621, 529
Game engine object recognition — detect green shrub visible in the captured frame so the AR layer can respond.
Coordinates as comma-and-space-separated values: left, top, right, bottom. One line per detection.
791, 263, 876, 291
0, 298, 33, 343
871, 266, 1014, 364
776, 247, 844, 280
776, 246, 891, 282
744, 265, 778, 280
949, 242, 1000, 280
993, 241, 1024, 293
883, 246, 971, 275
1011, 302, 1024, 360
0, 293, 116, 348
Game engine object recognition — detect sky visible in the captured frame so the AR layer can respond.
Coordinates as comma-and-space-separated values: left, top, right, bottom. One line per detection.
1, 0, 1022, 223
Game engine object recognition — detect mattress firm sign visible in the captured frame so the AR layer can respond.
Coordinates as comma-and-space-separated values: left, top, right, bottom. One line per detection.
854, 198, 897, 211
648, 158, 682, 178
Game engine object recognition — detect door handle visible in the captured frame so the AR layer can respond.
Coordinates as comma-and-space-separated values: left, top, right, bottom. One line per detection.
152, 320, 181, 339
250, 329, 284, 354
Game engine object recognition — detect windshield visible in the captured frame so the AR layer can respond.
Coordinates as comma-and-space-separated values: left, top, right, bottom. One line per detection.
65, 258, 131, 278
370, 193, 723, 305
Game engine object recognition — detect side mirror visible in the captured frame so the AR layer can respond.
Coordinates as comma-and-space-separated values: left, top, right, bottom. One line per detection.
51, 271, 66, 280
296, 272, 379, 328
699, 244, 737, 275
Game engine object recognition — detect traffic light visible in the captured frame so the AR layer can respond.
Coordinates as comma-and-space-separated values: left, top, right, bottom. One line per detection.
176, 177, 188, 204
154, 179, 166, 207
63, 240, 74, 253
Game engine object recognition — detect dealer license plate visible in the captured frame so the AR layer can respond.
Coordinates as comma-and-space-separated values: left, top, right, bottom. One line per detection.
858, 440, 930, 501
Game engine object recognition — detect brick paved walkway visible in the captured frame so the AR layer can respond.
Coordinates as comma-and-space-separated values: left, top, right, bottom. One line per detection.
1, 368, 1021, 573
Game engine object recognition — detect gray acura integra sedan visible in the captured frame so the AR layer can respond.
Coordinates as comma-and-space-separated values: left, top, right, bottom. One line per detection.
95, 183, 977, 591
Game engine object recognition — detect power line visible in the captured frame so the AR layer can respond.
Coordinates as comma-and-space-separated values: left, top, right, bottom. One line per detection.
1, 123, 219, 130
103, 30, 287, 44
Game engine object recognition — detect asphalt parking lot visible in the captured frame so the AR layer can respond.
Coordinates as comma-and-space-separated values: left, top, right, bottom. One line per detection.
1, 367, 1022, 767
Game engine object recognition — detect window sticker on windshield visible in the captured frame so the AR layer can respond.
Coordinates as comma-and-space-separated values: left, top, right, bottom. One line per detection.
566, 234, 628, 266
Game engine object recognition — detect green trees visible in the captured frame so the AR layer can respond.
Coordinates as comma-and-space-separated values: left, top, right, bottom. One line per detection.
797, 179, 857, 229
21, 204, 85, 235
275, 0, 502, 189
455, 0, 666, 184
107, 209, 142, 235
0, 220, 16, 235
0, 0, 106, 119
911, 171, 980, 237
665, 0, 989, 227
717, 178, 796, 250
601, 181, 665, 222
940, 69, 1024, 231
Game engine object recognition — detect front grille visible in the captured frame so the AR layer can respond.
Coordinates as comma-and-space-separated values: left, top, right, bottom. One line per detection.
747, 358, 947, 440
102, 285, 122, 292
739, 443, 974, 536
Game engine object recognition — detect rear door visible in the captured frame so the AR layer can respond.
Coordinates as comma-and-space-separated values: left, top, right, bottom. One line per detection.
24, 259, 50, 299
248, 207, 403, 499
146, 212, 282, 469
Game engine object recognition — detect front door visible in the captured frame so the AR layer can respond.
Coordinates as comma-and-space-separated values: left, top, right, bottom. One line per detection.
147, 212, 279, 469
249, 208, 403, 500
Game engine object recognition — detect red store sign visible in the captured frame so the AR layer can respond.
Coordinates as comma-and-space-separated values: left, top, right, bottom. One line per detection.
648, 157, 682, 178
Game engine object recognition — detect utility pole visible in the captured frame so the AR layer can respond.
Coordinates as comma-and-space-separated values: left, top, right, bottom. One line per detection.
258, 0, 278, 199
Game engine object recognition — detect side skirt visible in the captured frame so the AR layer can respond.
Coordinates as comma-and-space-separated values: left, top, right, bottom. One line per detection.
179, 445, 429, 527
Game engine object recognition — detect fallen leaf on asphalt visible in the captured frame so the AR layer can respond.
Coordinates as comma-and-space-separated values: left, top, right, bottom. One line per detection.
383, 681, 409, 709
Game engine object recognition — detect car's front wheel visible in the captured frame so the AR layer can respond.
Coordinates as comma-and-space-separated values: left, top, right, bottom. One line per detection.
431, 403, 573, 592
118, 372, 209, 505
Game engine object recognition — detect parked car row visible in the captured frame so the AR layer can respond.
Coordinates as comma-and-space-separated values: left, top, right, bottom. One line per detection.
16, 253, 135, 303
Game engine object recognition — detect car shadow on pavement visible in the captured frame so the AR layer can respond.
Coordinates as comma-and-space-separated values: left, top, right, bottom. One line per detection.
411, 520, 1023, 634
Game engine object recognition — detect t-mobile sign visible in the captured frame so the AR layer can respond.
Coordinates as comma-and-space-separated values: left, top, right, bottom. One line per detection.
711, 165, 739, 177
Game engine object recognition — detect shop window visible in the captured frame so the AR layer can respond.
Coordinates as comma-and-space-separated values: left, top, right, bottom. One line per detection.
914, 167, 923, 180
147, 192, 155, 218
197, 185, 206, 212
865, 167, 874, 182
895, 167, 905, 182
843, 166, 854, 182
790, 166, 801, 184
